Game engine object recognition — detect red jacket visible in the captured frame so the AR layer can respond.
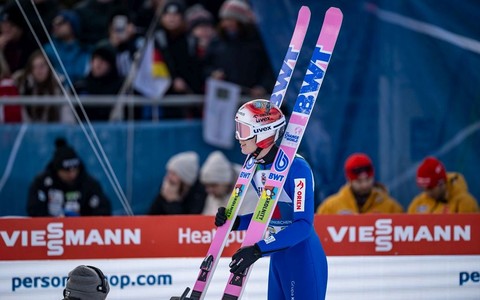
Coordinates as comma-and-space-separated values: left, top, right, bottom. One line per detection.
0, 78, 22, 123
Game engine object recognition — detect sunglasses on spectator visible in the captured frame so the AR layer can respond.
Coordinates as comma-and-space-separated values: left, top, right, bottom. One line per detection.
350, 165, 373, 175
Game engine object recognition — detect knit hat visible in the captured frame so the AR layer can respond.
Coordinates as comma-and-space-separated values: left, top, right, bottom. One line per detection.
162, 0, 186, 15
344, 153, 374, 181
416, 157, 447, 189
92, 42, 117, 67
53, 138, 80, 171
56, 10, 81, 37
166, 151, 199, 185
219, 0, 254, 24
200, 151, 233, 184
185, 4, 214, 31
64, 265, 110, 300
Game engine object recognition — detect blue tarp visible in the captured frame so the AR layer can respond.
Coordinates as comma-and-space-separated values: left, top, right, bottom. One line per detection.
0, 122, 244, 216
253, 0, 480, 209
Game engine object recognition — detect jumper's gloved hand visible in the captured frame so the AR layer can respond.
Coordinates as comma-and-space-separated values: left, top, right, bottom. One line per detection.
215, 207, 227, 227
229, 244, 262, 274
214, 207, 240, 229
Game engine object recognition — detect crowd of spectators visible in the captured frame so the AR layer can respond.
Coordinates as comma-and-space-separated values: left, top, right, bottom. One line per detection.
24, 135, 479, 218
0, 0, 273, 122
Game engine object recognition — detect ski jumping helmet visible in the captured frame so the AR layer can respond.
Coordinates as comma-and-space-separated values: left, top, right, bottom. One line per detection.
235, 99, 286, 149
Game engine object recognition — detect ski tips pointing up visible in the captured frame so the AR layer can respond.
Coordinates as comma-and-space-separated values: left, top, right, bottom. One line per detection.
327, 7, 344, 22
299, 6, 311, 16
298, 6, 311, 27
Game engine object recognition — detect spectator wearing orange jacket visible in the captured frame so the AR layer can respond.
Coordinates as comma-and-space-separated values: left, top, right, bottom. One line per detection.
408, 157, 479, 213
317, 153, 403, 214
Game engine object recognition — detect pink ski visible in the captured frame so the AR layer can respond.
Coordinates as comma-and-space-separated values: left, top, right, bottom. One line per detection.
170, 6, 311, 300
222, 7, 343, 300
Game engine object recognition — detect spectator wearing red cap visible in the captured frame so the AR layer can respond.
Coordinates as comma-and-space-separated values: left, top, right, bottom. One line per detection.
317, 153, 403, 214
408, 157, 478, 213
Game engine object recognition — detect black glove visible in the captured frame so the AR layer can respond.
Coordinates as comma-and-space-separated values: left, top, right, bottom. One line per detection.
229, 244, 262, 274
215, 207, 227, 226
215, 207, 240, 229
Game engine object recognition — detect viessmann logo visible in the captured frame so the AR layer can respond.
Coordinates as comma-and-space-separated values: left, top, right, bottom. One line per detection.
327, 219, 471, 252
0, 222, 141, 256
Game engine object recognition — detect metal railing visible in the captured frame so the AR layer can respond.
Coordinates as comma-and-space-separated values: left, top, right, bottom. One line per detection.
0, 95, 205, 106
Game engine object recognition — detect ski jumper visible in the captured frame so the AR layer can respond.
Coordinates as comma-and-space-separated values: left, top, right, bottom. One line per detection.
237, 155, 328, 299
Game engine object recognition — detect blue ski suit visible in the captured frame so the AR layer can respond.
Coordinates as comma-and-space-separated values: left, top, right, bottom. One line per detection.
237, 154, 328, 299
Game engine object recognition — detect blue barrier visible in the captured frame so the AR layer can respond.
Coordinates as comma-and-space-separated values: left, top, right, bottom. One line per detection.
0, 121, 244, 216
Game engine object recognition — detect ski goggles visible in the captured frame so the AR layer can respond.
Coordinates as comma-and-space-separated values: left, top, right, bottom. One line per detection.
235, 119, 285, 141
235, 121, 255, 141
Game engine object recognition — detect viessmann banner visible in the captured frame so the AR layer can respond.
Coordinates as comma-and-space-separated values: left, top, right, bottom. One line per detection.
0, 215, 479, 299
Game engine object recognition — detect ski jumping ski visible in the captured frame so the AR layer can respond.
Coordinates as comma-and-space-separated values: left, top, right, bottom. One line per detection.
221, 7, 343, 300
170, 6, 311, 300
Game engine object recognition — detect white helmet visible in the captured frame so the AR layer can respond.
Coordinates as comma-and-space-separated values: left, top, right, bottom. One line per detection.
235, 99, 286, 149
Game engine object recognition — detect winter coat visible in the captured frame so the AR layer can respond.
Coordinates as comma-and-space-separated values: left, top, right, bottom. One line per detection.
43, 39, 90, 84
148, 180, 207, 215
408, 172, 479, 213
204, 27, 275, 93
27, 162, 112, 217
317, 182, 404, 214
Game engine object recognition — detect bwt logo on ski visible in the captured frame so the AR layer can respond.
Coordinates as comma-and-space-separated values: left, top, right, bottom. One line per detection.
295, 46, 331, 115
255, 187, 277, 223
327, 219, 471, 252
273, 149, 289, 174
0, 222, 141, 256
245, 157, 255, 170
270, 46, 299, 104
269, 173, 284, 182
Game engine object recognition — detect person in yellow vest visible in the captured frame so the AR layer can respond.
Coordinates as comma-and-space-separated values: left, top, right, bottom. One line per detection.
408, 157, 479, 213
317, 153, 403, 214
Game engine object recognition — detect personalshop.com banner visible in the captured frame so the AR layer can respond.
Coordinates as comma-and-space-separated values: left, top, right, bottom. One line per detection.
1, 256, 478, 299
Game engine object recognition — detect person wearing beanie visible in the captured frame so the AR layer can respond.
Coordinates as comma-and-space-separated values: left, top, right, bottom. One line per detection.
73, 41, 124, 121
27, 138, 112, 217
148, 151, 207, 215
43, 9, 91, 86
205, 0, 275, 99
185, 4, 216, 60
63, 265, 110, 300
185, 4, 214, 32
408, 157, 478, 213
317, 153, 403, 214
219, 0, 254, 25
155, 0, 205, 98
102, 9, 139, 81
199, 151, 256, 215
